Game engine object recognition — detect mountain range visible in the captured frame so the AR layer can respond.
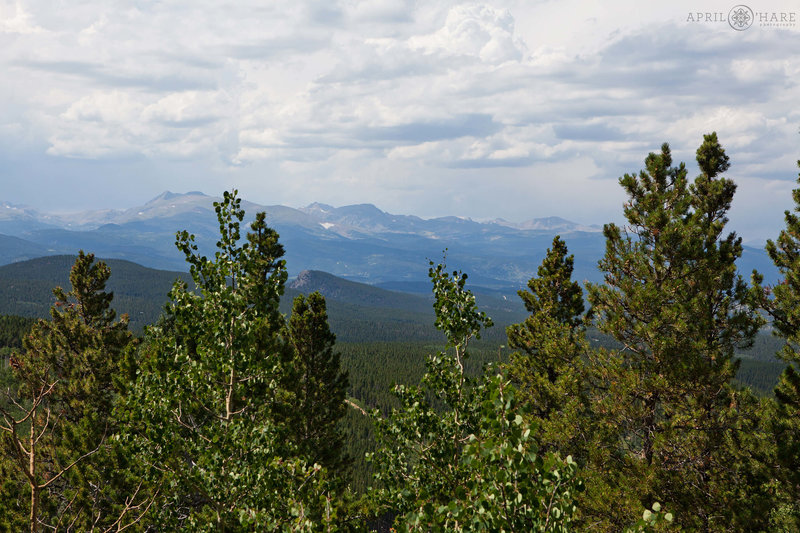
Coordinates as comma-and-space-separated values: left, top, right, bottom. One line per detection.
0, 191, 779, 290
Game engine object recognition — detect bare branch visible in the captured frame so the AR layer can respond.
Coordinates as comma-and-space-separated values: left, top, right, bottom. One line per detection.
173, 403, 212, 444
40, 444, 101, 489
33, 408, 52, 446
345, 399, 368, 417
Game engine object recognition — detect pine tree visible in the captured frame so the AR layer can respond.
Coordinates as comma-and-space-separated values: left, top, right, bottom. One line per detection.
585, 134, 763, 529
760, 160, 800, 527
0, 252, 143, 532
505, 236, 589, 453
510, 236, 584, 331
284, 292, 350, 475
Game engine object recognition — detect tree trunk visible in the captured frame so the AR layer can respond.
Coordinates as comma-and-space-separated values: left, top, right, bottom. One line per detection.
29, 418, 38, 533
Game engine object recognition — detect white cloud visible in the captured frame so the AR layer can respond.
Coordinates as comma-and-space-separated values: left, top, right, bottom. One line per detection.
1, 0, 799, 240
0, 1, 44, 34
409, 4, 525, 63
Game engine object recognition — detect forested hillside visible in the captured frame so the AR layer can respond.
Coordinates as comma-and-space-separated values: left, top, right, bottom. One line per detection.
1, 137, 800, 531
0, 255, 781, 388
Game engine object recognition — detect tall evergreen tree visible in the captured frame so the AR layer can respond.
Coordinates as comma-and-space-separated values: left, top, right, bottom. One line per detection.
0, 252, 142, 532
585, 134, 763, 530
760, 160, 800, 527
510, 235, 584, 331
284, 292, 350, 475
505, 236, 589, 454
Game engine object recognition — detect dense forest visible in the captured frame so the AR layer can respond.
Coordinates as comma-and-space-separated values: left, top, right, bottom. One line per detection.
1, 134, 800, 531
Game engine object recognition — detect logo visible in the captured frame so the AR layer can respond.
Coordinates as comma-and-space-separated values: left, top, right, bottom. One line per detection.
728, 5, 754, 30
686, 5, 796, 30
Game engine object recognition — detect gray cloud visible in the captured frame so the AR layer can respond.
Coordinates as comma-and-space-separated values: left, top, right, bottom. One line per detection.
14, 60, 217, 92
553, 123, 625, 142
229, 35, 332, 60
151, 116, 221, 129
303, 2, 345, 25
447, 156, 534, 169
359, 114, 501, 143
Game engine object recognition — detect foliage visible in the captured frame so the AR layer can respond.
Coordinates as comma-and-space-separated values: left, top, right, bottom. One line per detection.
624, 502, 674, 532
0, 255, 194, 332
510, 236, 584, 331
284, 292, 351, 476
371, 259, 581, 531
120, 191, 349, 531
6, 156, 800, 530
505, 236, 590, 455
585, 133, 765, 529
758, 160, 800, 528
0, 252, 145, 532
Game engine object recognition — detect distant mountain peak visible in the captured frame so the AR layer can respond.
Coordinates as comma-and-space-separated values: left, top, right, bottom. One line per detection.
0, 205, 40, 225
290, 269, 319, 289
490, 216, 601, 232
0, 193, 778, 288
146, 191, 210, 205
305, 202, 335, 212
346, 203, 382, 211
147, 191, 178, 204
1, 201, 29, 209
302, 202, 386, 216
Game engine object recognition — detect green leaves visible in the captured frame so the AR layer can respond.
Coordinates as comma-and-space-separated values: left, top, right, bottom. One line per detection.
764, 162, 800, 356
429, 258, 493, 351
502, 237, 593, 532
624, 502, 674, 532
123, 190, 347, 530
518, 236, 584, 329
372, 259, 580, 531
758, 160, 800, 529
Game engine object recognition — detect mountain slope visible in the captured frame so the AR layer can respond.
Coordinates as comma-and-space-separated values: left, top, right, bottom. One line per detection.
290, 270, 433, 313
0, 234, 61, 264
0, 256, 787, 398
0, 256, 440, 341
0, 256, 193, 331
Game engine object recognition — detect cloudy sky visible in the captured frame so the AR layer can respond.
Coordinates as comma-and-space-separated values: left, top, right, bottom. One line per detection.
1, 0, 798, 243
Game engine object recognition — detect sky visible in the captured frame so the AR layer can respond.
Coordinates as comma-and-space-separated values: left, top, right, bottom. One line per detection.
1, 0, 798, 244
